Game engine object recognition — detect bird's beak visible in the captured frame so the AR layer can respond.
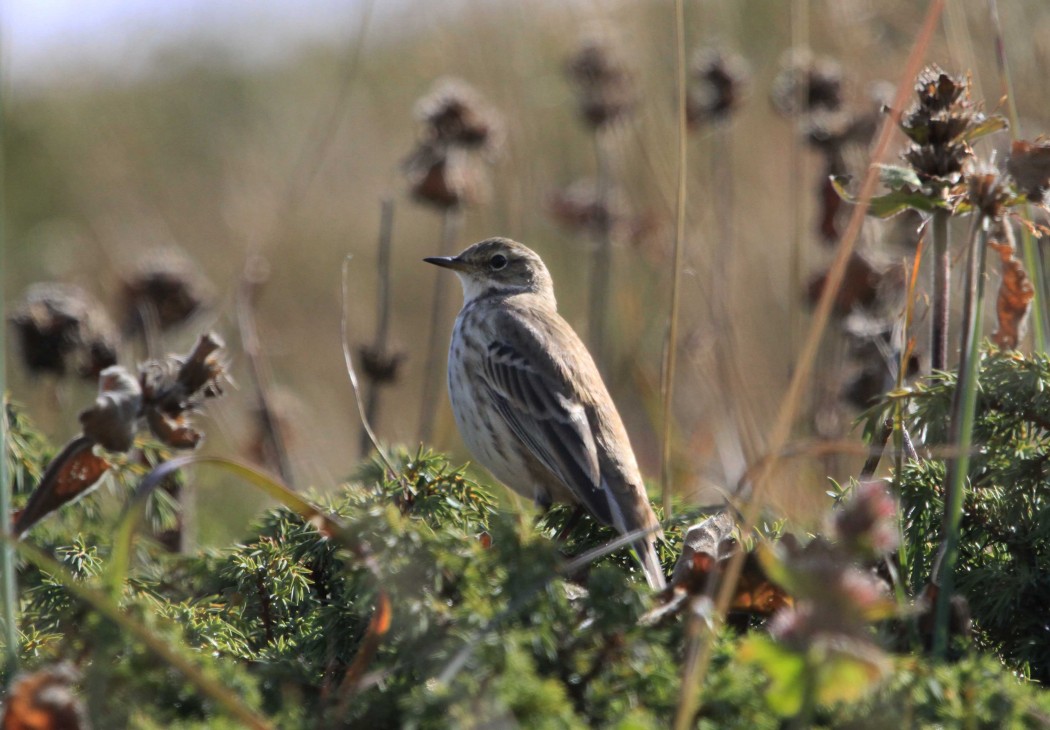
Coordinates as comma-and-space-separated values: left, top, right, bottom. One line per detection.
423, 255, 468, 271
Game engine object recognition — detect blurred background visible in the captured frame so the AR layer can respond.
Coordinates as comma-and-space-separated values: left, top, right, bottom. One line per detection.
4, 0, 1050, 543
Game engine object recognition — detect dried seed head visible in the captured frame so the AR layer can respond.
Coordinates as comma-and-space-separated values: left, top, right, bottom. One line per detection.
903, 142, 970, 182
138, 333, 228, 449
1007, 139, 1050, 205
121, 250, 212, 334
900, 66, 986, 184
914, 65, 965, 112
403, 140, 489, 210
79, 366, 143, 452
9, 283, 118, 379
770, 49, 844, 117
547, 178, 626, 236
686, 46, 750, 127
565, 31, 637, 128
966, 160, 1011, 219
358, 344, 406, 385
414, 76, 504, 155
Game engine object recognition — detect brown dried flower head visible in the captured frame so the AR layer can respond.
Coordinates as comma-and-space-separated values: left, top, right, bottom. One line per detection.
686, 46, 750, 127
9, 282, 118, 379
770, 49, 844, 117
139, 332, 228, 449
403, 140, 489, 210
414, 76, 504, 155
75, 333, 227, 453
547, 178, 626, 237
565, 31, 637, 129
914, 65, 965, 112
1007, 139, 1050, 205
966, 161, 1011, 219
358, 344, 406, 385
900, 66, 984, 184
121, 249, 212, 335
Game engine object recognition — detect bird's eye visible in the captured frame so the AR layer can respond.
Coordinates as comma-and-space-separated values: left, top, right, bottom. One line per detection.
490, 254, 508, 270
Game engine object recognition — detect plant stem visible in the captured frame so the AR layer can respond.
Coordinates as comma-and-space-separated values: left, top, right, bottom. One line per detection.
0, 73, 19, 680
238, 256, 294, 487
660, 0, 688, 526
418, 206, 463, 445
361, 198, 396, 457
934, 215, 990, 657
932, 208, 950, 372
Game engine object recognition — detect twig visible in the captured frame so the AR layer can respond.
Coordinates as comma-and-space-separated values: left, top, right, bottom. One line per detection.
342, 257, 399, 479
360, 199, 396, 457
659, 0, 689, 520
238, 257, 294, 487
417, 206, 463, 445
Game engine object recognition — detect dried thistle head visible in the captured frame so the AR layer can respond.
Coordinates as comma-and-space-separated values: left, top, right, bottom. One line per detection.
121, 250, 212, 335
358, 344, 406, 385
686, 46, 750, 128
770, 49, 844, 117
138, 333, 228, 449
900, 66, 985, 184
914, 65, 965, 112
403, 140, 489, 210
966, 160, 1011, 219
9, 283, 118, 379
547, 178, 626, 236
414, 76, 504, 156
565, 30, 637, 129
1007, 138, 1050, 205
79, 366, 143, 453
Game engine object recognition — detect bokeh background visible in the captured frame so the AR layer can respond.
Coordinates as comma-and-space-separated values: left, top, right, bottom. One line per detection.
5, 0, 1050, 543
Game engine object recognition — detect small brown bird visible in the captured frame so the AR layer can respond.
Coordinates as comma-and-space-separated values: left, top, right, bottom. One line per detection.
425, 237, 665, 589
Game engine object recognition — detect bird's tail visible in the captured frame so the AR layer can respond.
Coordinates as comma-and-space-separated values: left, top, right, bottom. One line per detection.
635, 535, 666, 591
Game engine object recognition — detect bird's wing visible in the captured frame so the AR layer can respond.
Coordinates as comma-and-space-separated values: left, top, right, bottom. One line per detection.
481, 316, 613, 524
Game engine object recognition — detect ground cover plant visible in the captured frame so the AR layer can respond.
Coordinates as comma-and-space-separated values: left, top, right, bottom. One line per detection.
4, 0, 1050, 727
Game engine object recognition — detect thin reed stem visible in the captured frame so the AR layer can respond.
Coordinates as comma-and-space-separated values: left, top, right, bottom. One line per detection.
676, 1, 944, 719
659, 0, 688, 525
932, 208, 950, 372
0, 76, 19, 680
361, 198, 396, 457
988, 0, 1047, 352
418, 206, 463, 445
238, 257, 294, 487
934, 215, 990, 657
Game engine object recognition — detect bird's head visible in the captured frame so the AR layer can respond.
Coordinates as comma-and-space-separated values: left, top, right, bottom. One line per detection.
425, 237, 556, 306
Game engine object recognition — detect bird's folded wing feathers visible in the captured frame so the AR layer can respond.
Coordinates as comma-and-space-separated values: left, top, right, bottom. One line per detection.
482, 335, 614, 525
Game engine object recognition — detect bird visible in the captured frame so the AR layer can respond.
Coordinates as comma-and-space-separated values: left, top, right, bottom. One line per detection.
424, 237, 666, 589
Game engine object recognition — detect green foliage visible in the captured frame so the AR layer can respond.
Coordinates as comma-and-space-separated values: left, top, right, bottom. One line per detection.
865, 350, 1050, 680
7, 411, 1050, 725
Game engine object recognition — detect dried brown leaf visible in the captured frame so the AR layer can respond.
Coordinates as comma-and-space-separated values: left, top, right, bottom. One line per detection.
990, 240, 1034, 350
